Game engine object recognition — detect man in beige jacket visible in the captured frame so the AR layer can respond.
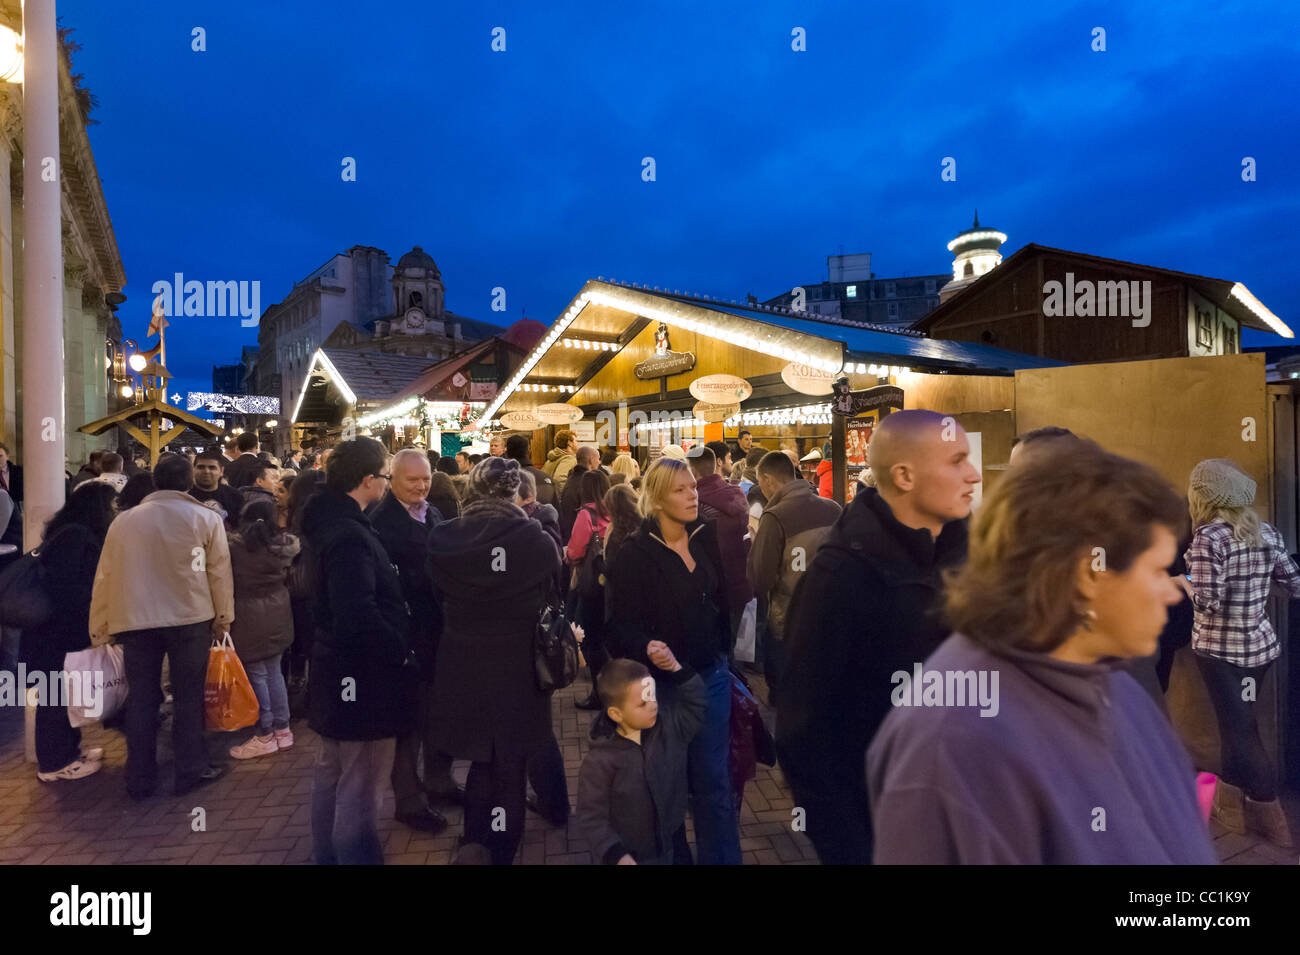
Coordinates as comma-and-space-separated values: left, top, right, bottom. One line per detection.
90, 454, 234, 799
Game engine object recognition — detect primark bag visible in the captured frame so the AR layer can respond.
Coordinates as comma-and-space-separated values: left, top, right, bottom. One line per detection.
63, 643, 128, 728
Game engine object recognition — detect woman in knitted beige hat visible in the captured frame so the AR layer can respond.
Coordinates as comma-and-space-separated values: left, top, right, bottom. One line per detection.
1185, 457, 1300, 847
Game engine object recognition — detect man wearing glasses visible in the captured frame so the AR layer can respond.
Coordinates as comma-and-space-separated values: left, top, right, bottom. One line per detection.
299, 437, 418, 864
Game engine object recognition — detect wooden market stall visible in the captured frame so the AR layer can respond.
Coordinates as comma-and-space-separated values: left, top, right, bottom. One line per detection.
481, 279, 1057, 500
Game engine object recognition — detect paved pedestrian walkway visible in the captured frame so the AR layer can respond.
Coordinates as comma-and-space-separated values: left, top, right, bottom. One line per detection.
0, 673, 1291, 865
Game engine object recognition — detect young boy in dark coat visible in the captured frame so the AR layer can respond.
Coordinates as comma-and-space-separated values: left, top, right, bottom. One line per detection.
575, 643, 707, 865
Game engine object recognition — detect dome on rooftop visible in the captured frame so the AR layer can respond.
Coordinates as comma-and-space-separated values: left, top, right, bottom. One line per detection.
396, 246, 440, 276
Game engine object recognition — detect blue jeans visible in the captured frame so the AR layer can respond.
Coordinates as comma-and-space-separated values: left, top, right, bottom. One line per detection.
687, 657, 742, 864
312, 737, 395, 865
244, 654, 290, 735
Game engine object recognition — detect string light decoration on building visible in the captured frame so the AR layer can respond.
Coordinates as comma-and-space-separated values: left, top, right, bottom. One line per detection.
725, 403, 833, 427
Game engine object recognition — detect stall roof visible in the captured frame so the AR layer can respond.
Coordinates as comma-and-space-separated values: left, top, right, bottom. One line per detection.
684, 300, 1065, 372
483, 279, 1061, 423
912, 243, 1292, 338
291, 348, 438, 425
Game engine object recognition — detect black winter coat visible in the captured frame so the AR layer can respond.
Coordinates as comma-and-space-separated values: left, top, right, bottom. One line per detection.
20, 524, 101, 673
302, 487, 416, 740
370, 491, 444, 679
426, 500, 561, 762
775, 487, 968, 832
605, 516, 731, 672
575, 665, 707, 864
224, 453, 263, 490
558, 464, 589, 541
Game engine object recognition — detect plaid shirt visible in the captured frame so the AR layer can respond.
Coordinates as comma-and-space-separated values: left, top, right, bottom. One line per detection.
1185, 519, 1300, 667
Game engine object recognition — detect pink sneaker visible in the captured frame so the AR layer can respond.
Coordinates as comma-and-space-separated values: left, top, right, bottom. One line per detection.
229, 734, 279, 760
273, 728, 294, 750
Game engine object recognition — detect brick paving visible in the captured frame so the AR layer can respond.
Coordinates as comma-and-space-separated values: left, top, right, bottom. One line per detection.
0, 672, 1291, 865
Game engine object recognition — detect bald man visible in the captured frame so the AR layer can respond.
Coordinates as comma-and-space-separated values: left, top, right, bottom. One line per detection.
776, 409, 980, 864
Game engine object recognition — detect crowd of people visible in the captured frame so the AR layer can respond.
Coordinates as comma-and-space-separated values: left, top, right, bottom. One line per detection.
0, 412, 1294, 864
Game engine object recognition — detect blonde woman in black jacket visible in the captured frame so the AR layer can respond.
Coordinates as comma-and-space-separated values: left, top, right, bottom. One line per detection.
605, 457, 741, 865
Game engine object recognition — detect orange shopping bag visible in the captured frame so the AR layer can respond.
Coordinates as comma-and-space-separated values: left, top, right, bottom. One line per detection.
204, 632, 259, 731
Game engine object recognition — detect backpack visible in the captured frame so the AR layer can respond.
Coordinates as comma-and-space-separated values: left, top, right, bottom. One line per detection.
575, 506, 606, 598
0, 549, 53, 629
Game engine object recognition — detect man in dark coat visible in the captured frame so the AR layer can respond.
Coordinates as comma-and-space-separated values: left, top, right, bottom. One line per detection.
558, 445, 598, 541
688, 445, 753, 634
370, 448, 452, 833
776, 410, 980, 865
69, 449, 105, 490
190, 450, 244, 524
302, 437, 417, 865
224, 432, 263, 488
504, 434, 555, 506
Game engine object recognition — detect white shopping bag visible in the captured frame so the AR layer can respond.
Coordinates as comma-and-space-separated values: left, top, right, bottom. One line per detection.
64, 643, 128, 727
733, 598, 757, 664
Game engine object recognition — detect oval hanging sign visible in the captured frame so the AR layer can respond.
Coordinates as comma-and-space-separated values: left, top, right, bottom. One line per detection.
781, 361, 837, 396
689, 374, 752, 404
693, 401, 741, 423
500, 411, 543, 430
534, 403, 584, 426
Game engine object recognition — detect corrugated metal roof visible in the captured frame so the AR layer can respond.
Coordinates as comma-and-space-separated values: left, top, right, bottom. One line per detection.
320, 350, 438, 401
652, 295, 1063, 373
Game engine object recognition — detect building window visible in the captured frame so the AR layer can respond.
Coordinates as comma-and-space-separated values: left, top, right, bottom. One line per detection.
887, 302, 898, 319
925, 278, 936, 293
846, 285, 857, 299
886, 281, 896, 298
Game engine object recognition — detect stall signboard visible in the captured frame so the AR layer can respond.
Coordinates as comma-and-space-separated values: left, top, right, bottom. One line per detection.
693, 400, 741, 423
781, 361, 837, 396
535, 403, 583, 426
690, 373, 753, 404
571, 420, 596, 442
847, 417, 874, 468
500, 411, 543, 430
831, 380, 904, 417
634, 322, 697, 379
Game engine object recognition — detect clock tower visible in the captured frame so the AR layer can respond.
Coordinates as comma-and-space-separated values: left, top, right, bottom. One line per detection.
392, 245, 446, 335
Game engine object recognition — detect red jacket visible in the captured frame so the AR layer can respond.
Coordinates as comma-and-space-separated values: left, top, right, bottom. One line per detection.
817, 460, 834, 499
694, 473, 754, 614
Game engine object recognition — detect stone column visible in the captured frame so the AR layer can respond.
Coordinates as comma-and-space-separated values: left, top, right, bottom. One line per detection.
21, 0, 66, 548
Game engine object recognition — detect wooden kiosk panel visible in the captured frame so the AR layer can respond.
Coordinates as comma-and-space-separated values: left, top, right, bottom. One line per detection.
1014, 352, 1270, 511
1016, 352, 1277, 778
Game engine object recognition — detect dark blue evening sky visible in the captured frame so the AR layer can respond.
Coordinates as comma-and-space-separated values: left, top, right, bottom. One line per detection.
61, 0, 1300, 405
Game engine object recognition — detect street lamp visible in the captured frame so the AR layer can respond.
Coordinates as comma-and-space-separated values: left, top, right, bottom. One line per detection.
0, 24, 21, 84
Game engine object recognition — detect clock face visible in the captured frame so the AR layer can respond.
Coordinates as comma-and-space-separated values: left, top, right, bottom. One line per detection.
405, 308, 425, 329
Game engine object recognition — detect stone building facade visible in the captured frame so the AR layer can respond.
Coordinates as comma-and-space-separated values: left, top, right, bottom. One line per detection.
0, 2, 126, 469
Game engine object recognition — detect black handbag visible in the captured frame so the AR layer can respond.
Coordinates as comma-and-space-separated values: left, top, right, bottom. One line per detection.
0, 549, 53, 629
534, 582, 578, 692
